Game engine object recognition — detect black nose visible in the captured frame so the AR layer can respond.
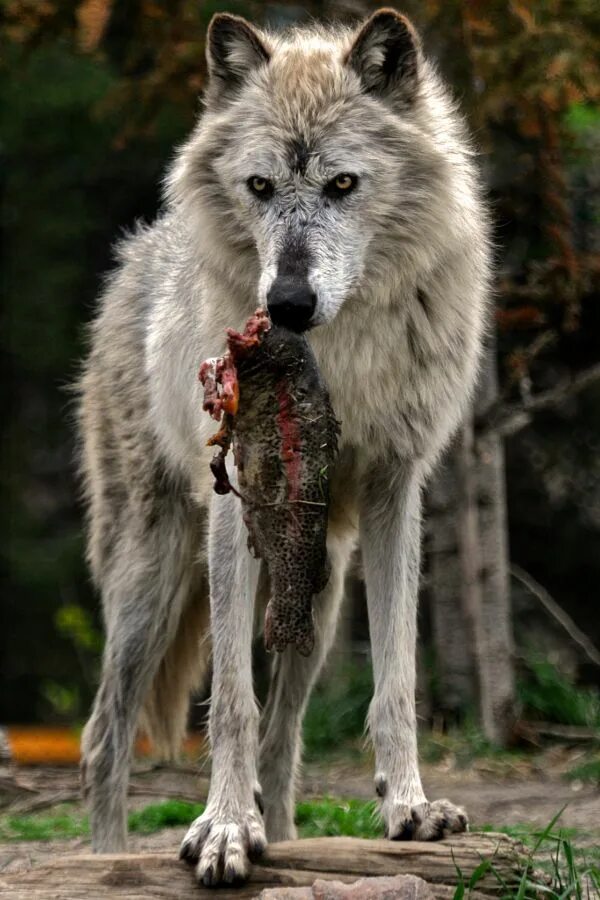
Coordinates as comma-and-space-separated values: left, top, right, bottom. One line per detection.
267, 277, 316, 333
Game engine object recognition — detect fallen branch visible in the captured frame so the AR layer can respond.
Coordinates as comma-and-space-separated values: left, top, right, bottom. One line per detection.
0, 834, 531, 899
476, 362, 600, 439
6, 778, 209, 816
510, 564, 600, 668
527, 722, 598, 742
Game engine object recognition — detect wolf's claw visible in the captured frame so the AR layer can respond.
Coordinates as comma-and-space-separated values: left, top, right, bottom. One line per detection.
384, 798, 468, 841
180, 806, 266, 886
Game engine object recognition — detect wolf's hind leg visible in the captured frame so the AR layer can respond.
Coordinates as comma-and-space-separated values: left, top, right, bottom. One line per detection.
180, 491, 265, 886
81, 500, 201, 853
259, 535, 353, 842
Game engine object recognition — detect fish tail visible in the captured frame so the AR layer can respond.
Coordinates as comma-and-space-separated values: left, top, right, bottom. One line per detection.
295, 618, 315, 656
264, 602, 315, 656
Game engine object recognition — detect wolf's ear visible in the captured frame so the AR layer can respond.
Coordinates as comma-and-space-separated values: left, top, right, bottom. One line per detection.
345, 9, 420, 106
206, 13, 270, 104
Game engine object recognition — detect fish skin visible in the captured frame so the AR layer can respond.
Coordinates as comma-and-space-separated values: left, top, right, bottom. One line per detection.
199, 310, 339, 656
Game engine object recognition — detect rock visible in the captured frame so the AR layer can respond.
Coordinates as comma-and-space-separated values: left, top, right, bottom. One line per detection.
259, 874, 435, 899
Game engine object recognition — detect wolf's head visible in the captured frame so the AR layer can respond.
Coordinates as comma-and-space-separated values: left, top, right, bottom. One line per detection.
167, 9, 466, 332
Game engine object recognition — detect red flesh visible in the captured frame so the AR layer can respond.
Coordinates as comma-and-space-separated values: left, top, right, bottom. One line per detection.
199, 354, 238, 420
275, 381, 302, 504
226, 309, 270, 357
199, 309, 270, 424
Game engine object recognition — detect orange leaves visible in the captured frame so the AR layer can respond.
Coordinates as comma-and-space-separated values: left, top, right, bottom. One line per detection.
545, 52, 569, 81
509, 1, 537, 34
8, 727, 82, 765
4, 0, 57, 44
76, 0, 113, 52
6, 727, 205, 765
497, 306, 546, 331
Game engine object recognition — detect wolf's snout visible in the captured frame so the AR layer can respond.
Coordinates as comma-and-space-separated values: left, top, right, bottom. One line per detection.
267, 277, 316, 333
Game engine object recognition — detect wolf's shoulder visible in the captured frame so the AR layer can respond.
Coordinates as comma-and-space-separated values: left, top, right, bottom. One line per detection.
94, 211, 196, 315
110, 211, 187, 273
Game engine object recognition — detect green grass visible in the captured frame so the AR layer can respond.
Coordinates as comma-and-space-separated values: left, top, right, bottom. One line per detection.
478, 823, 600, 864
518, 657, 600, 730
2, 799, 598, 898
296, 797, 381, 838
302, 663, 373, 759
0, 798, 381, 843
463, 813, 600, 900
128, 800, 205, 834
566, 755, 600, 786
0, 806, 89, 842
419, 722, 527, 770
0, 800, 206, 842
302, 657, 600, 770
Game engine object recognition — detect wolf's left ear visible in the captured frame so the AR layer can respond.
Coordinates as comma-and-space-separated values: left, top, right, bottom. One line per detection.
345, 9, 420, 106
206, 13, 271, 104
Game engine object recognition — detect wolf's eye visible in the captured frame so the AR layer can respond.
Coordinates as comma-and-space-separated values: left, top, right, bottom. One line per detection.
325, 173, 358, 198
247, 176, 274, 199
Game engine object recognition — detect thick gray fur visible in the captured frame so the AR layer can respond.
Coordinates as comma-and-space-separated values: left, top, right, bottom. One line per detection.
79, 7, 489, 885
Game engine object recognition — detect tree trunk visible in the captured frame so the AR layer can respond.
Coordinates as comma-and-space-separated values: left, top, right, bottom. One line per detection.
456, 416, 495, 739
427, 454, 475, 720
427, 338, 516, 745
473, 343, 516, 744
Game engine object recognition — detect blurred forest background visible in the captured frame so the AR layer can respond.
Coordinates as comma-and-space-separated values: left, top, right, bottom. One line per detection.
1, 0, 599, 758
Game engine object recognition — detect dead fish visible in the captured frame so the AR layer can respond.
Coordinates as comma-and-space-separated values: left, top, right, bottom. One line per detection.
199, 309, 339, 656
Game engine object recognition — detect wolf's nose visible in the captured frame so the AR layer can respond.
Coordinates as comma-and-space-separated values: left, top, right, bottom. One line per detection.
267, 278, 316, 333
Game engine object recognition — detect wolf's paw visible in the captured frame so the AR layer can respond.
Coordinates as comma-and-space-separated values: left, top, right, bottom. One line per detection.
179, 806, 266, 886
377, 777, 468, 841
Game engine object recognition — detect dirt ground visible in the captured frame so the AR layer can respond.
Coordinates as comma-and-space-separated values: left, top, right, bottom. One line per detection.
1, 752, 598, 878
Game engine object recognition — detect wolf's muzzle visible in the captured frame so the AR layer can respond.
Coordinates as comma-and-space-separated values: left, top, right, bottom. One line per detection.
267, 277, 316, 333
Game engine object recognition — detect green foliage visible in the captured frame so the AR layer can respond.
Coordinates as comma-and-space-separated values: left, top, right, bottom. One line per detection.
517, 658, 600, 729
295, 797, 381, 839
0, 801, 206, 842
0, 798, 383, 842
565, 103, 600, 137
302, 663, 373, 758
40, 681, 81, 719
420, 720, 528, 770
128, 800, 205, 834
471, 814, 600, 900
452, 859, 494, 900
55, 605, 103, 654
0, 806, 88, 842
0, 23, 190, 722
566, 756, 600, 786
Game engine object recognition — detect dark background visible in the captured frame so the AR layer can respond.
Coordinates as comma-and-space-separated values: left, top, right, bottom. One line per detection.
1, 0, 599, 728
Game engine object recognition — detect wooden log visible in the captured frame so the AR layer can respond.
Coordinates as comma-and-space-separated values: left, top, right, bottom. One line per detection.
0, 833, 531, 899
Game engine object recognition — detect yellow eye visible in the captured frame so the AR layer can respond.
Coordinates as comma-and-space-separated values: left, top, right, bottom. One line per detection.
248, 176, 273, 198
325, 173, 358, 198
335, 174, 354, 191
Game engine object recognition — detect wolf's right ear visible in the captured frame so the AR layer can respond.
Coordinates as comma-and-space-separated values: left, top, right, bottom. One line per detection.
345, 9, 421, 107
205, 13, 270, 105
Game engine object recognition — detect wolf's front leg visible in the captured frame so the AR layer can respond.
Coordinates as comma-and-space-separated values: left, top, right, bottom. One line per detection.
259, 533, 354, 841
180, 492, 265, 885
360, 461, 468, 841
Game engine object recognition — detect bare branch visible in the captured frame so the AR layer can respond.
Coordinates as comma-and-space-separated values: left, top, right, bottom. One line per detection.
525, 722, 598, 742
510, 564, 600, 668
477, 362, 600, 440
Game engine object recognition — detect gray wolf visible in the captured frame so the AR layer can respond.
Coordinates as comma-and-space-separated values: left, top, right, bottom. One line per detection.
79, 7, 490, 886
